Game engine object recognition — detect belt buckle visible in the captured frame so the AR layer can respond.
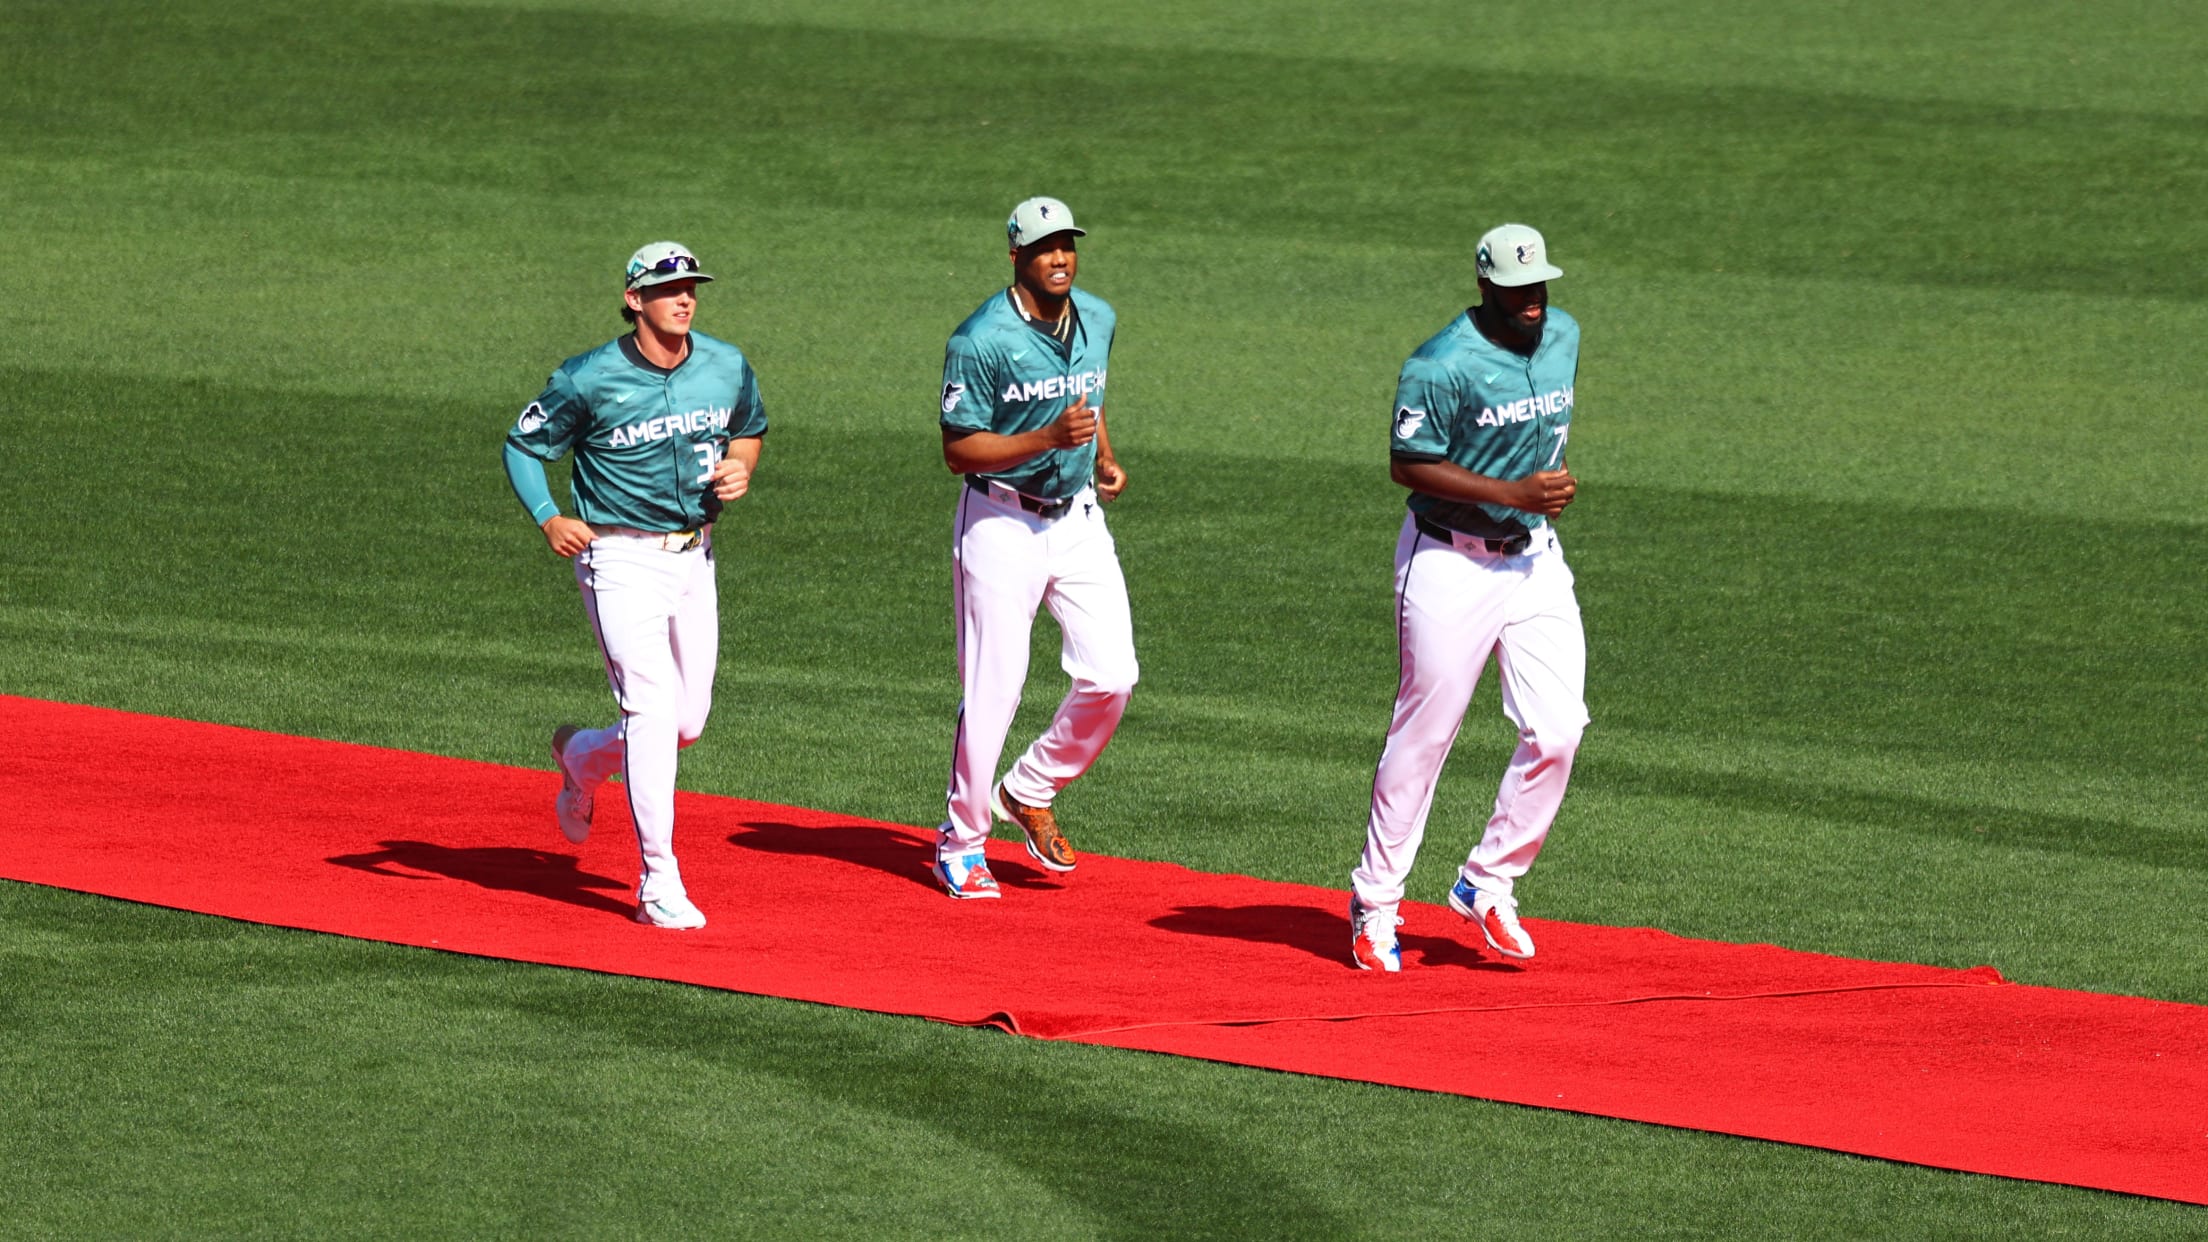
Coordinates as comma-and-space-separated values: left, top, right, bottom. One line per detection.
668, 528, 701, 552
1493, 534, 1530, 556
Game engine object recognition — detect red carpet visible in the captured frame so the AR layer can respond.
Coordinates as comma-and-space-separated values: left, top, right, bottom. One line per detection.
4, 694, 2203, 1204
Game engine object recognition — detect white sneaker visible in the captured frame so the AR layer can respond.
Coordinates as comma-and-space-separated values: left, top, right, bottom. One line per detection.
933, 849, 1002, 900
1349, 895, 1403, 972
551, 724, 593, 845
635, 892, 706, 930
1449, 876, 1534, 960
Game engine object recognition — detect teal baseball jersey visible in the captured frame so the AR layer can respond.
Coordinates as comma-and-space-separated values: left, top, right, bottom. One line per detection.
1389, 306, 1580, 536
506, 332, 766, 531
939, 287, 1115, 500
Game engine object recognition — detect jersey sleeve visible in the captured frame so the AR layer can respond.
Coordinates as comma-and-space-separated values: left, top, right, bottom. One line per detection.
1388, 356, 1454, 461
938, 335, 997, 434
505, 369, 589, 462
502, 441, 561, 525
732, 364, 767, 439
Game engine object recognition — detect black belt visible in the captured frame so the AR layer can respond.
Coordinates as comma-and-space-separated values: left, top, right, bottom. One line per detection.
1416, 515, 1531, 556
967, 476, 1073, 518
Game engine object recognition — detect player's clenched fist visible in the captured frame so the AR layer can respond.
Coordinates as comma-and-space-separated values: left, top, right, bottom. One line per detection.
540, 514, 598, 558
1046, 394, 1099, 449
709, 453, 751, 502
1094, 454, 1127, 502
1506, 468, 1577, 517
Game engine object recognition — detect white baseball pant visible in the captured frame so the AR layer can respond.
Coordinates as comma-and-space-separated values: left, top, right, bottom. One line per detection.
563, 529, 719, 904
1352, 513, 1588, 915
942, 482, 1138, 863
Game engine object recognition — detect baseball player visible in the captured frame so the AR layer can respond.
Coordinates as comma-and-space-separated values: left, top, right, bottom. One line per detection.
1349, 222, 1589, 971
501, 241, 767, 930
932, 196, 1138, 899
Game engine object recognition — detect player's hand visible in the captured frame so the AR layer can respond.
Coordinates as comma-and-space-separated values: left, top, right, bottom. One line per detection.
709, 454, 752, 502
541, 515, 597, 558
1507, 469, 1578, 517
1094, 456, 1127, 503
1043, 395, 1099, 449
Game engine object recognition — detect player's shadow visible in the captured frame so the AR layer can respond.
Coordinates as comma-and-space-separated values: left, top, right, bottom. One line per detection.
724, 820, 1063, 893
326, 840, 634, 917
1150, 903, 1515, 971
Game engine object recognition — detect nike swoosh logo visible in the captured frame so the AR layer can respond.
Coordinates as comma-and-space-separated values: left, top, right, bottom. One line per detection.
615, 393, 629, 403
1009, 351, 1028, 362
1483, 371, 1503, 384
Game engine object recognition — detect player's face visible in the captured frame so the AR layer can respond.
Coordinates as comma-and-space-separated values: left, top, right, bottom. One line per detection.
1483, 278, 1548, 344
627, 280, 699, 337
1011, 233, 1079, 304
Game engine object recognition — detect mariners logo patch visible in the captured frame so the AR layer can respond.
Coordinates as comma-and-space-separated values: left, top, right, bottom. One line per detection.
1393, 406, 1428, 439
941, 381, 967, 414
517, 402, 549, 435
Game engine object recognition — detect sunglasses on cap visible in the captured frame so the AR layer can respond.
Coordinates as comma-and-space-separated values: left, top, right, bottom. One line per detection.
628, 254, 702, 284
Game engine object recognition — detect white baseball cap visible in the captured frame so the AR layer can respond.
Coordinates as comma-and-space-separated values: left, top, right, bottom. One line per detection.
1006, 196, 1086, 249
1476, 223, 1564, 287
624, 241, 715, 290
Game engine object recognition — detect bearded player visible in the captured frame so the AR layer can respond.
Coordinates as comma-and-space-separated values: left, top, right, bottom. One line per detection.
1349, 222, 1589, 971
502, 241, 767, 930
932, 196, 1137, 898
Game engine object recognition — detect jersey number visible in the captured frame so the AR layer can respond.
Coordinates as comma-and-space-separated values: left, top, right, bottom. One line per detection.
1547, 425, 1570, 468
692, 442, 723, 486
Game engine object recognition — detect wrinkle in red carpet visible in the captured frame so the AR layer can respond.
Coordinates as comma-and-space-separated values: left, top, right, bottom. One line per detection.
3, 696, 2202, 1204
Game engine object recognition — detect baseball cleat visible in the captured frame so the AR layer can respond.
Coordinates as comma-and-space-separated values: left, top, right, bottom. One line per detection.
1449, 876, 1535, 960
991, 784, 1077, 873
933, 851, 1002, 900
1349, 895, 1403, 972
635, 892, 707, 930
550, 723, 593, 845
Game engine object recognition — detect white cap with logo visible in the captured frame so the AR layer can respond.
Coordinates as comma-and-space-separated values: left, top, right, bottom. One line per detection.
1007, 196, 1087, 249
1476, 223, 1564, 287
625, 241, 715, 290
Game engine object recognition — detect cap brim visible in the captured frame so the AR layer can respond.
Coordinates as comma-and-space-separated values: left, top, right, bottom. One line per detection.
1486, 263, 1563, 288
628, 270, 715, 290
1015, 227, 1086, 248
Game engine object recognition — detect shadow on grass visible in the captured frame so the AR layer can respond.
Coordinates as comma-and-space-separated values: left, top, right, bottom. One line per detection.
723, 820, 1064, 893
1151, 903, 1519, 972
324, 840, 633, 916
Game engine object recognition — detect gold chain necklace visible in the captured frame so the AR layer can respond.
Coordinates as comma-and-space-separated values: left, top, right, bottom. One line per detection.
1015, 285, 1070, 339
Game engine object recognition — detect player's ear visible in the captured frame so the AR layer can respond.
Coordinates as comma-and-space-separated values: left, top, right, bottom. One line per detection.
623, 288, 645, 314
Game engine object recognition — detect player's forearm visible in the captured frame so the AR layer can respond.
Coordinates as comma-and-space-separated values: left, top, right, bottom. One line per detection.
1391, 457, 1519, 507
942, 427, 1055, 474
503, 440, 561, 525
1395, 457, 1575, 517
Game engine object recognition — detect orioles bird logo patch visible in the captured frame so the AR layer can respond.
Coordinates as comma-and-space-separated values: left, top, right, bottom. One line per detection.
1394, 406, 1428, 439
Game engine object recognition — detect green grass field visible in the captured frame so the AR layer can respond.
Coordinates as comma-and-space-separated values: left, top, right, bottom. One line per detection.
3, 0, 2204, 1234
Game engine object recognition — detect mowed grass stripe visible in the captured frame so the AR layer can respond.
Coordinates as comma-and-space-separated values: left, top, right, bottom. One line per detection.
5, 365, 2197, 784
3, 3, 2203, 299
